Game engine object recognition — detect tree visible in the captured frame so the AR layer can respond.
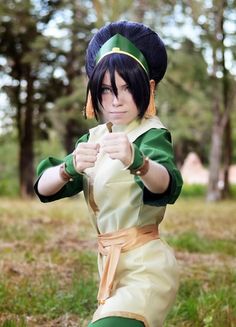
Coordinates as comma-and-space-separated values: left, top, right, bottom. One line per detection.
184, 0, 236, 201
0, 0, 94, 197
159, 39, 211, 166
49, 0, 95, 153
141, 0, 236, 199
1, 1, 51, 197
1, 0, 235, 200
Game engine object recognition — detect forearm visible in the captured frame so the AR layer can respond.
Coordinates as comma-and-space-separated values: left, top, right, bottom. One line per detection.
140, 160, 170, 194
128, 143, 170, 194
37, 165, 68, 196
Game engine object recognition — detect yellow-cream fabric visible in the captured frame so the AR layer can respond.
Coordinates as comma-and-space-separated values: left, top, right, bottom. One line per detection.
82, 117, 179, 327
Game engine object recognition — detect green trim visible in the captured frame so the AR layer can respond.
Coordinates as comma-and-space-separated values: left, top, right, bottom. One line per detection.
36, 157, 63, 177
64, 153, 83, 178
88, 316, 144, 327
96, 34, 149, 75
128, 144, 145, 171
132, 128, 183, 205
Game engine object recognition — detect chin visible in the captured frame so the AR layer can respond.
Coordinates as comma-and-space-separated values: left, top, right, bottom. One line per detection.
110, 118, 128, 125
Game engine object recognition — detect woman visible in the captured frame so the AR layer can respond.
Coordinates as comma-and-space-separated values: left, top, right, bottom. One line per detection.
35, 21, 183, 327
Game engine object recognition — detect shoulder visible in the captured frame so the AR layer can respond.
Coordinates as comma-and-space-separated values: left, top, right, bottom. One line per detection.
142, 116, 166, 129
129, 116, 169, 143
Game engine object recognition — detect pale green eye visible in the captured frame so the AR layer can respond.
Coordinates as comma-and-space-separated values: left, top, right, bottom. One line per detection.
124, 85, 131, 92
101, 87, 112, 94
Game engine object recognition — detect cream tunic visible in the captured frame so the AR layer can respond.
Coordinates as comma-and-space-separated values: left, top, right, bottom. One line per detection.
83, 117, 180, 327
35, 116, 182, 327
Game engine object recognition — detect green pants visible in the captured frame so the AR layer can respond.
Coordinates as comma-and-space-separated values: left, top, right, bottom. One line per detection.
88, 316, 145, 327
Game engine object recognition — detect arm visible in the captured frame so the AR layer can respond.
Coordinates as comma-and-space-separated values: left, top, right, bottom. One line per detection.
37, 142, 100, 197
133, 128, 183, 204
100, 132, 170, 194
37, 164, 69, 197
34, 153, 84, 202
34, 133, 94, 202
137, 159, 170, 194
100, 128, 183, 204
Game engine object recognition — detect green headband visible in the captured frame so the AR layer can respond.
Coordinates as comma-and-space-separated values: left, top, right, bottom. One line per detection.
95, 34, 149, 75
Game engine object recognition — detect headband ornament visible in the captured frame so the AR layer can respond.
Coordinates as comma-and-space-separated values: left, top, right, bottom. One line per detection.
95, 34, 149, 75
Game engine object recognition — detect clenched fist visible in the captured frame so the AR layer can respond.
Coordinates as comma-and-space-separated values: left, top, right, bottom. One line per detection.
73, 143, 100, 173
100, 133, 133, 167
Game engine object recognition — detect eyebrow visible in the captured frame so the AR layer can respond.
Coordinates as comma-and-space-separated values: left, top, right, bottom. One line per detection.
102, 82, 128, 88
101, 83, 112, 87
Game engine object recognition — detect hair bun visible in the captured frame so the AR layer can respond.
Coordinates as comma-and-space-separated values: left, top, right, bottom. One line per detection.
86, 21, 167, 83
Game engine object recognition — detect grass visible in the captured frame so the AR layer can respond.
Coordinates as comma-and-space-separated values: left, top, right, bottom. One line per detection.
0, 253, 97, 316
166, 231, 236, 255
0, 196, 236, 326
180, 183, 236, 198
165, 270, 236, 327
162, 198, 236, 327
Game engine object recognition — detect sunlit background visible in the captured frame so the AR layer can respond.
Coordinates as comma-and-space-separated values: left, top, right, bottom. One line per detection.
0, 0, 235, 201
0, 2, 236, 326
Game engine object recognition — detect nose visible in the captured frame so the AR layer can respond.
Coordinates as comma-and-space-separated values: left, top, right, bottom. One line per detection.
112, 93, 122, 107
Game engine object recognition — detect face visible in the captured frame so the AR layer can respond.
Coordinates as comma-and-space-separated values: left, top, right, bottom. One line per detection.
100, 71, 139, 125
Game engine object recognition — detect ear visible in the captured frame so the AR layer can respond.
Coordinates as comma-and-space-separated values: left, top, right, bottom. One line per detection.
149, 79, 156, 92
85, 91, 95, 119
145, 79, 156, 117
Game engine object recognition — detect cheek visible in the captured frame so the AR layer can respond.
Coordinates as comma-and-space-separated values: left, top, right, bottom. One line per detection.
129, 100, 139, 115
131, 109, 139, 118
99, 103, 109, 121
101, 95, 111, 108
128, 95, 138, 108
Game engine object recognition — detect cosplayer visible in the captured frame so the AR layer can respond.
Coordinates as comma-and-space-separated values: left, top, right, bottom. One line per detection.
35, 21, 183, 327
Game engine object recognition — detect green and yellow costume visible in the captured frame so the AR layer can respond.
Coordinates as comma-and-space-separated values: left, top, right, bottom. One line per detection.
35, 116, 183, 327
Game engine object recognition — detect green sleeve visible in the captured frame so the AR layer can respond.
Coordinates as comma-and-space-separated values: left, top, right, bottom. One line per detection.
133, 128, 183, 206
34, 133, 89, 203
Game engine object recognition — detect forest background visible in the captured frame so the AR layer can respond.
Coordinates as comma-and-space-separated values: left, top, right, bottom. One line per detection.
0, 1, 236, 327
0, 0, 236, 201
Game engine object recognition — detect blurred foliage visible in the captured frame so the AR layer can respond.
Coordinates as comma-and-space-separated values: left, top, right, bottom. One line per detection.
0, 133, 19, 197
0, 0, 236, 197
0, 130, 63, 197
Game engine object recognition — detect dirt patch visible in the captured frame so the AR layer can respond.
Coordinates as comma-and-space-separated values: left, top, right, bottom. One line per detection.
176, 250, 236, 279
0, 313, 86, 327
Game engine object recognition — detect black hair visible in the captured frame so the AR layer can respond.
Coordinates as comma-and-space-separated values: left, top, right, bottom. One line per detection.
87, 53, 150, 119
86, 21, 167, 84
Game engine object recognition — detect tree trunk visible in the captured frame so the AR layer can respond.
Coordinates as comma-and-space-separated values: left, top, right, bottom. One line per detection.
220, 1, 232, 199
206, 1, 232, 202
222, 119, 232, 198
206, 101, 224, 202
19, 74, 35, 198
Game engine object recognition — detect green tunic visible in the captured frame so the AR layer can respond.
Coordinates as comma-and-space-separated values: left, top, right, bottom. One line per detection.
35, 116, 183, 327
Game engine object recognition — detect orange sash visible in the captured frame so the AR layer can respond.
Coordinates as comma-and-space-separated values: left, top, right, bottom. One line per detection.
97, 224, 159, 304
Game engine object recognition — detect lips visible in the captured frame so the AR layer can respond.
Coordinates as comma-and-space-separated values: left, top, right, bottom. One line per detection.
109, 111, 127, 114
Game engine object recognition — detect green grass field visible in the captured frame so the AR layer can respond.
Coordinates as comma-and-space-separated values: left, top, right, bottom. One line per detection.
0, 196, 235, 327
